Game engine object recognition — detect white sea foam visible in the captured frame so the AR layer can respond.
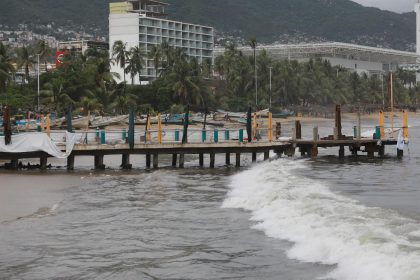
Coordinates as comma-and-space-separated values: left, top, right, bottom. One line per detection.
223, 159, 420, 280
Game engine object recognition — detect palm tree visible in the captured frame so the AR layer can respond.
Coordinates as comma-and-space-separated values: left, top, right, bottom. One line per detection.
112, 40, 129, 84
36, 40, 51, 71
125, 46, 145, 85
248, 37, 258, 107
148, 44, 162, 80
17, 46, 36, 84
0, 42, 15, 95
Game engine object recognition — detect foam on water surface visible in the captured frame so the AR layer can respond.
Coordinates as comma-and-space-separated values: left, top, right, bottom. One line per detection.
223, 159, 420, 280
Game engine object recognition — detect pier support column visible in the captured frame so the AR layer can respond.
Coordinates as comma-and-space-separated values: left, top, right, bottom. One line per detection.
378, 145, 385, 157
264, 151, 270, 161
252, 152, 257, 162
339, 145, 345, 159
10, 158, 19, 170
236, 153, 241, 167
366, 144, 375, 158
199, 153, 204, 167
40, 155, 48, 170
67, 155, 75, 171
122, 154, 132, 170
397, 149, 404, 159
351, 146, 358, 156
172, 154, 177, 167
310, 146, 318, 158
179, 154, 185, 168
210, 153, 215, 168
94, 155, 105, 170
225, 153, 231, 165
146, 154, 151, 168
153, 153, 159, 168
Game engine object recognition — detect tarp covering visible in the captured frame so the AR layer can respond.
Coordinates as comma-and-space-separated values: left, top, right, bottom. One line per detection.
0, 132, 76, 159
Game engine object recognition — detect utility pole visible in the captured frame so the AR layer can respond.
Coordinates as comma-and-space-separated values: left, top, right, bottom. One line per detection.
255, 49, 258, 108
37, 53, 40, 112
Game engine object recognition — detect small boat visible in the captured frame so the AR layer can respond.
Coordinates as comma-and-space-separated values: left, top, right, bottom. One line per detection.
90, 115, 128, 128
272, 110, 295, 118
214, 110, 246, 121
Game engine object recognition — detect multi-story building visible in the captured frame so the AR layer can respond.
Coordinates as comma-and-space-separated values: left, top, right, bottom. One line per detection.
58, 40, 110, 55
109, 0, 214, 84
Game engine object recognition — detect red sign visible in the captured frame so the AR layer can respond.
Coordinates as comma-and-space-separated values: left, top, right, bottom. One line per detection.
55, 51, 66, 68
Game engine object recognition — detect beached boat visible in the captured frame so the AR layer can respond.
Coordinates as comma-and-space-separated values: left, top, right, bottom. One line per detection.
272, 110, 295, 118
90, 115, 128, 128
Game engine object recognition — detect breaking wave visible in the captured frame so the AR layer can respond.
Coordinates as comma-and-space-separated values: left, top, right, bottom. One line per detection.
223, 159, 420, 280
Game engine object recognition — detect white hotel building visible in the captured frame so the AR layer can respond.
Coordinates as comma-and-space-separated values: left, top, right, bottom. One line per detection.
109, 0, 214, 84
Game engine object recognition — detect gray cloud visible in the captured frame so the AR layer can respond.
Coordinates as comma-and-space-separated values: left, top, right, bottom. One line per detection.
352, 0, 417, 13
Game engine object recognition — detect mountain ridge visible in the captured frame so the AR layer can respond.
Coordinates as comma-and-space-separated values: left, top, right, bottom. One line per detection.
0, 0, 416, 51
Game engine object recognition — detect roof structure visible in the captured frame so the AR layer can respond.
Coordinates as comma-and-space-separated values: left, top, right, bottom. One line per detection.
215, 42, 420, 65
127, 0, 169, 6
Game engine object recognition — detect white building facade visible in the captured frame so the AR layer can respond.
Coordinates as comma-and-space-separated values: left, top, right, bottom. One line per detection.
109, 0, 214, 84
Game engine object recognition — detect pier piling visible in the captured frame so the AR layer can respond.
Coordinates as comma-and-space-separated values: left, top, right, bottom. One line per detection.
40, 155, 48, 170
94, 155, 105, 170
67, 155, 75, 170
226, 153, 231, 165
153, 153, 159, 168
199, 153, 204, 167
146, 154, 151, 168
236, 153, 241, 167
252, 152, 257, 162
121, 154, 131, 169
210, 153, 215, 168
172, 154, 177, 167
179, 154, 185, 168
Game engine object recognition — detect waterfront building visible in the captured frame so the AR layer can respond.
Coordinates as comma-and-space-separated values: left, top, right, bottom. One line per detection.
109, 0, 214, 84
57, 40, 109, 55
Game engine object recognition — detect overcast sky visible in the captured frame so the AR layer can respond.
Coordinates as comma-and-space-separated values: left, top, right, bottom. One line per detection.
352, 0, 417, 13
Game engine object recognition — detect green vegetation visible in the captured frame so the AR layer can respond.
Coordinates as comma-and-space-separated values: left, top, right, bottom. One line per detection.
0, 0, 416, 50
215, 43, 419, 111
1, 41, 419, 117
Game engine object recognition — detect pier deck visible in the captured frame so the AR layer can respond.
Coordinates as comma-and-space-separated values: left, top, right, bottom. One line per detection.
0, 138, 399, 170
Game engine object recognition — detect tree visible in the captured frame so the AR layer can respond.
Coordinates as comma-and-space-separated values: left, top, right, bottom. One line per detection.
112, 40, 129, 84
36, 40, 51, 71
0, 42, 15, 96
125, 46, 145, 85
17, 46, 35, 84
148, 44, 162, 80
248, 37, 258, 107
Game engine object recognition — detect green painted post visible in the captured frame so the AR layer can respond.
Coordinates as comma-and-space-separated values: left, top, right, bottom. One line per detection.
122, 128, 127, 141
95, 127, 100, 143
353, 126, 357, 138
214, 129, 219, 143
175, 130, 180, 142
239, 129, 244, 143
375, 126, 381, 140
225, 129, 230, 140
202, 129, 206, 142
100, 130, 106, 144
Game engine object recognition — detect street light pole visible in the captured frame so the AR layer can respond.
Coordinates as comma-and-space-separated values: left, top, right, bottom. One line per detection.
37, 53, 40, 112
255, 50, 258, 109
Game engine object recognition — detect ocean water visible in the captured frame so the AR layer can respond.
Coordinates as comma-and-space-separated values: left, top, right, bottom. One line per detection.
1, 116, 420, 280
